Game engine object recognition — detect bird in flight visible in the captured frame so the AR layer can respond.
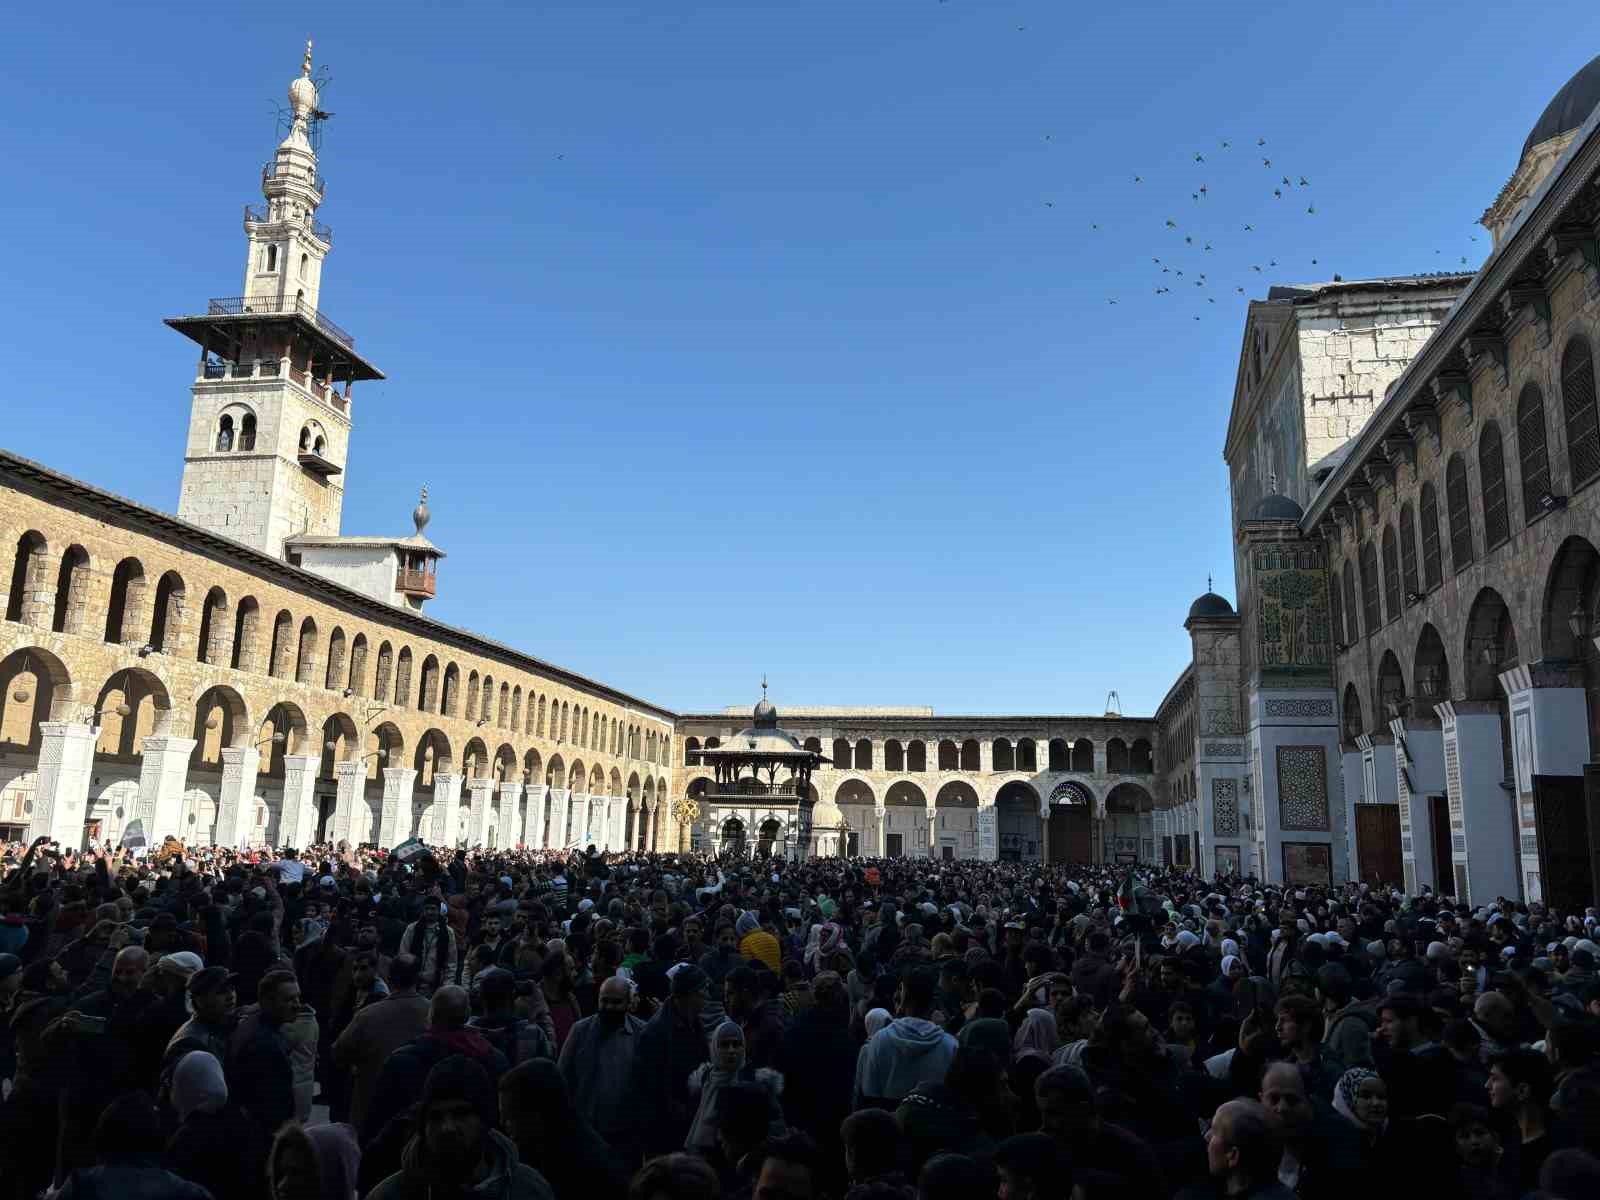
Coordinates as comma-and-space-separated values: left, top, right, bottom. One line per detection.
1307, 204, 1316, 214
1269, 259, 1277, 266
1199, 184, 1208, 195
1091, 223, 1099, 230
1252, 265, 1262, 272
1185, 235, 1193, 244
1204, 242, 1213, 251
1236, 286, 1245, 293
1192, 192, 1200, 201
1107, 298, 1117, 305
1044, 201, 1054, 207
1263, 158, 1272, 168
1282, 176, 1292, 186
1165, 219, 1178, 228
1134, 175, 1143, 183
1221, 139, 1231, 148
1273, 188, 1282, 198
1257, 137, 1267, 146
1244, 223, 1254, 231
1299, 176, 1309, 186
1152, 256, 1161, 263
1194, 152, 1205, 162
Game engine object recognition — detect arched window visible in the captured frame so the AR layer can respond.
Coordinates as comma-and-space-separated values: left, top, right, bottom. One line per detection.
299, 252, 309, 280
1419, 481, 1443, 590
1563, 337, 1600, 489
1359, 539, 1381, 636
265, 245, 277, 272
239, 413, 256, 451
1479, 422, 1508, 550
216, 415, 234, 452
1341, 562, 1359, 642
299, 427, 311, 452
231, 597, 259, 671
6, 532, 47, 626
1381, 526, 1401, 624
1398, 502, 1419, 600
832, 739, 851, 768
1446, 455, 1474, 572
1518, 383, 1551, 523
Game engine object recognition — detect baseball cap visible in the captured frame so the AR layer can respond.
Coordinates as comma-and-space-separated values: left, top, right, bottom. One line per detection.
157, 951, 204, 981
187, 966, 239, 996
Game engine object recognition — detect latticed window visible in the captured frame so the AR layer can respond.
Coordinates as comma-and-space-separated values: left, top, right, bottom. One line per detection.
1420, 482, 1443, 590
1479, 422, 1508, 550
1398, 502, 1419, 599
1359, 540, 1381, 637
1329, 565, 1345, 648
1342, 563, 1359, 642
1446, 456, 1474, 572
1518, 383, 1551, 523
1564, 337, 1600, 489
1381, 526, 1401, 624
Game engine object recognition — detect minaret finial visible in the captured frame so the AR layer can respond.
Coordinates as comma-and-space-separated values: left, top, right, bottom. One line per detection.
412, 485, 432, 536
1208, 573, 1213, 593
761, 674, 768, 699
303, 38, 314, 77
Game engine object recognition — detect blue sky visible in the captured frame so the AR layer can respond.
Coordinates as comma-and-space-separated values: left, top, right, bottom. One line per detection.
3, 3, 1595, 717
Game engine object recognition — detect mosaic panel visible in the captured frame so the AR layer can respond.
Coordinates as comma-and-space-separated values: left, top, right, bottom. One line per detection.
1265, 698, 1334, 718
1212, 778, 1240, 837
1277, 744, 1330, 831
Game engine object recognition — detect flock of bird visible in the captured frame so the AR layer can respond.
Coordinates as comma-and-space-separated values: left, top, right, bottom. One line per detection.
1048, 133, 1481, 322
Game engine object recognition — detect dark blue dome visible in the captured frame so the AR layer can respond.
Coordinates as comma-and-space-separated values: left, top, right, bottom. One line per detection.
1188, 592, 1235, 620
1252, 493, 1304, 522
1524, 54, 1600, 159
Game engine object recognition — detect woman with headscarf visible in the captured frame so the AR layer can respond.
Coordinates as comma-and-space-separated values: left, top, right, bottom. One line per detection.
684, 1020, 784, 1154
165, 1050, 269, 1200
1010, 1007, 1058, 1131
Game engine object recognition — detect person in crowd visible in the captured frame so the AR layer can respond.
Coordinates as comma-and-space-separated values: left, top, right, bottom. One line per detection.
773, 970, 855, 1178
631, 963, 712, 1157
685, 1020, 785, 1156
1178, 1098, 1294, 1200
854, 966, 958, 1109
627, 1154, 722, 1200
165, 1050, 269, 1200
362, 984, 509, 1144
557, 975, 645, 1150
367, 1056, 554, 1200
55, 1091, 213, 1200
500, 1058, 631, 1200
332, 953, 430, 1134
469, 966, 555, 1065
228, 967, 303, 1139
397, 894, 457, 997
267, 1121, 362, 1200
1487, 1046, 1565, 1195
1033, 1064, 1164, 1197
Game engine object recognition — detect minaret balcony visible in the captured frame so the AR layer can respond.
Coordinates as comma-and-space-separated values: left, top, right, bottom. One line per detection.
244, 203, 333, 247
297, 449, 342, 477
396, 567, 437, 598
262, 160, 325, 198
206, 294, 353, 349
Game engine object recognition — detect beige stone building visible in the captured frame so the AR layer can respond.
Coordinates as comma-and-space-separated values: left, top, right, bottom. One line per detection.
0, 49, 676, 855
1152, 55, 1600, 903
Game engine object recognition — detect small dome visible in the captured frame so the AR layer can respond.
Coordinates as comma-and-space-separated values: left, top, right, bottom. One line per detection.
412, 487, 431, 536
1252, 492, 1304, 522
1523, 54, 1600, 160
1188, 592, 1235, 620
289, 73, 318, 115
753, 696, 777, 726
810, 797, 844, 828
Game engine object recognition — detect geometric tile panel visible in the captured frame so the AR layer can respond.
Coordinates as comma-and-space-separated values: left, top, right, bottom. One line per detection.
1277, 745, 1330, 831
1212, 777, 1240, 837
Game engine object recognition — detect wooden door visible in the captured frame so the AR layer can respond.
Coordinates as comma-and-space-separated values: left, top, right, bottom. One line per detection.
1430, 795, 1453, 892
1048, 805, 1092, 864
1355, 804, 1402, 886
886, 832, 903, 859
1534, 775, 1591, 912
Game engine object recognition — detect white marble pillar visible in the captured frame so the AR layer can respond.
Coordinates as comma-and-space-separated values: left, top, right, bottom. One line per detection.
547, 788, 570, 849
465, 778, 495, 847
329, 761, 365, 846
1393, 720, 1445, 896
430, 773, 463, 847
1502, 663, 1593, 902
135, 735, 198, 844
214, 746, 260, 850
976, 802, 997, 861
926, 805, 939, 857
276, 755, 320, 850
523, 784, 548, 849
30, 721, 98, 847
382, 768, 418, 847
497, 781, 521, 848
1439, 700, 1520, 904
570, 793, 590, 848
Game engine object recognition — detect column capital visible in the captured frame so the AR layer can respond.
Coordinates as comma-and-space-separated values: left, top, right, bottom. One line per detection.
1500, 660, 1585, 693
383, 766, 418, 784
219, 745, 261, 765
334, 760, 366, 779
140, 735, 198, 755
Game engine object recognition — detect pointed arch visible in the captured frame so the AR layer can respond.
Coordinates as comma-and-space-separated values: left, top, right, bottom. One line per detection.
51, 545, 92, 636
1381, 524, 1401, 624
1479, 420, 1509, 551
347, 632, 368, 696
231, 597, 260, 672
419, 654, 441, 712
196, 586, 228, 665
1562, 335, 1600, 489
268, 610, 294, 678
393, 646, 413, 708
149, 571, 187, 654
442, 663, 460, 717
294, 617, 319, 685
325, 627, 348, 691
1446, 454, 1474, 572
1419, 481, 1443, 591
1518, 382, 1552, 525
104, 557, 147, 645
6, 531, 48, 627
466, 670, 480, 721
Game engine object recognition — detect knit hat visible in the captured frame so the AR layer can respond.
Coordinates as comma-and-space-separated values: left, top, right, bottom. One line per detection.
420, 1053, 496, 1128
171, 1050, 228, 1120
736, 911, 761, 939
157, 951, 205, 981
669, 964, 709, 997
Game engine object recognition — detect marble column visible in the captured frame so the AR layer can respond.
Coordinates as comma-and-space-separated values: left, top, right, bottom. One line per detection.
330, 761, 365, 847
977, 802, 997, 861
1501, 662, 1592, 903
1037, 799, 1050, 865
926, 805, 939, 858
497, 781, 521, 848
135, 735, 198, 844
214, 746, 260, 850
547, 788, 569, 849
382, 768, 418, 847
1437, 698, 1518, 904
523, 784, 548, 849
571, 793, 591, 848
430, 773, 463, 847
1392, 719, 1445, 896
465, 778, 495, 847
609, 797, 625, 851
29, 721, 98, 847
277, 755, 320, 850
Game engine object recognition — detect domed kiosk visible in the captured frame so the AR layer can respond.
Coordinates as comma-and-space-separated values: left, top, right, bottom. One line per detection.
694, 681, 831, 860
1484, 53, 1600, 245
1187, 590, 1236, 621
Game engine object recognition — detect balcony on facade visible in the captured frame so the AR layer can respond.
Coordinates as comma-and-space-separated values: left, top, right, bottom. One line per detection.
244, 203, 333, 247
262, 160, 325, 198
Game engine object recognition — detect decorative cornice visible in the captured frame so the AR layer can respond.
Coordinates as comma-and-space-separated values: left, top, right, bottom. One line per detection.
1306, 106, 1600, 528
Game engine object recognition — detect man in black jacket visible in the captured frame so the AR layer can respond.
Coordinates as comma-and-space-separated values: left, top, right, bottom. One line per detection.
629, 964, 710, 1157
774, 972, 855, 1192
228, 968, 300, 1140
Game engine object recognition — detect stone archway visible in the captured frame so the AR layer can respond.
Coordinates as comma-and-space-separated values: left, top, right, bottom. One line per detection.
1047, 780, 1094, 865
1104, 782, 1154, 863
721, 815, 747, 857
995, 780, 1041, 862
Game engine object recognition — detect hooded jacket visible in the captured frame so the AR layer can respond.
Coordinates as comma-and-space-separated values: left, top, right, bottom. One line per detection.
269, 1121, 361, 1200
366, 1123, 554, 1200
854, 1016, 958, 1107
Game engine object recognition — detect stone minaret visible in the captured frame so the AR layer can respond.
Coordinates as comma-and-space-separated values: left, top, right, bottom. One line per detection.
169, 41, 384, 558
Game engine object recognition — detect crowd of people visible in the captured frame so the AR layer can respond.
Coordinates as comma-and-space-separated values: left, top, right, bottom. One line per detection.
2, 831, 1600, 1200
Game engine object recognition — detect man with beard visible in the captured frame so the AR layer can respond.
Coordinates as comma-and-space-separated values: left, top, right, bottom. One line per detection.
163, 965, 238, 1103
367, 1055, 555, 1200
630, 965, 711, 1157
46, 945, 158, 1181
540, 946, 582, 1051
228, 968, 303, 1141
400, 893, 458, 997
4, 957, 73, 1200
558, 976, 645, 1150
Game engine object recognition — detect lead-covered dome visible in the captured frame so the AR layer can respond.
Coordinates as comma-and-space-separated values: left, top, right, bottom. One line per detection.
1523, 53, 1600, 159
1188, 592, 1235, 620
1252, 493, 1304, 522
